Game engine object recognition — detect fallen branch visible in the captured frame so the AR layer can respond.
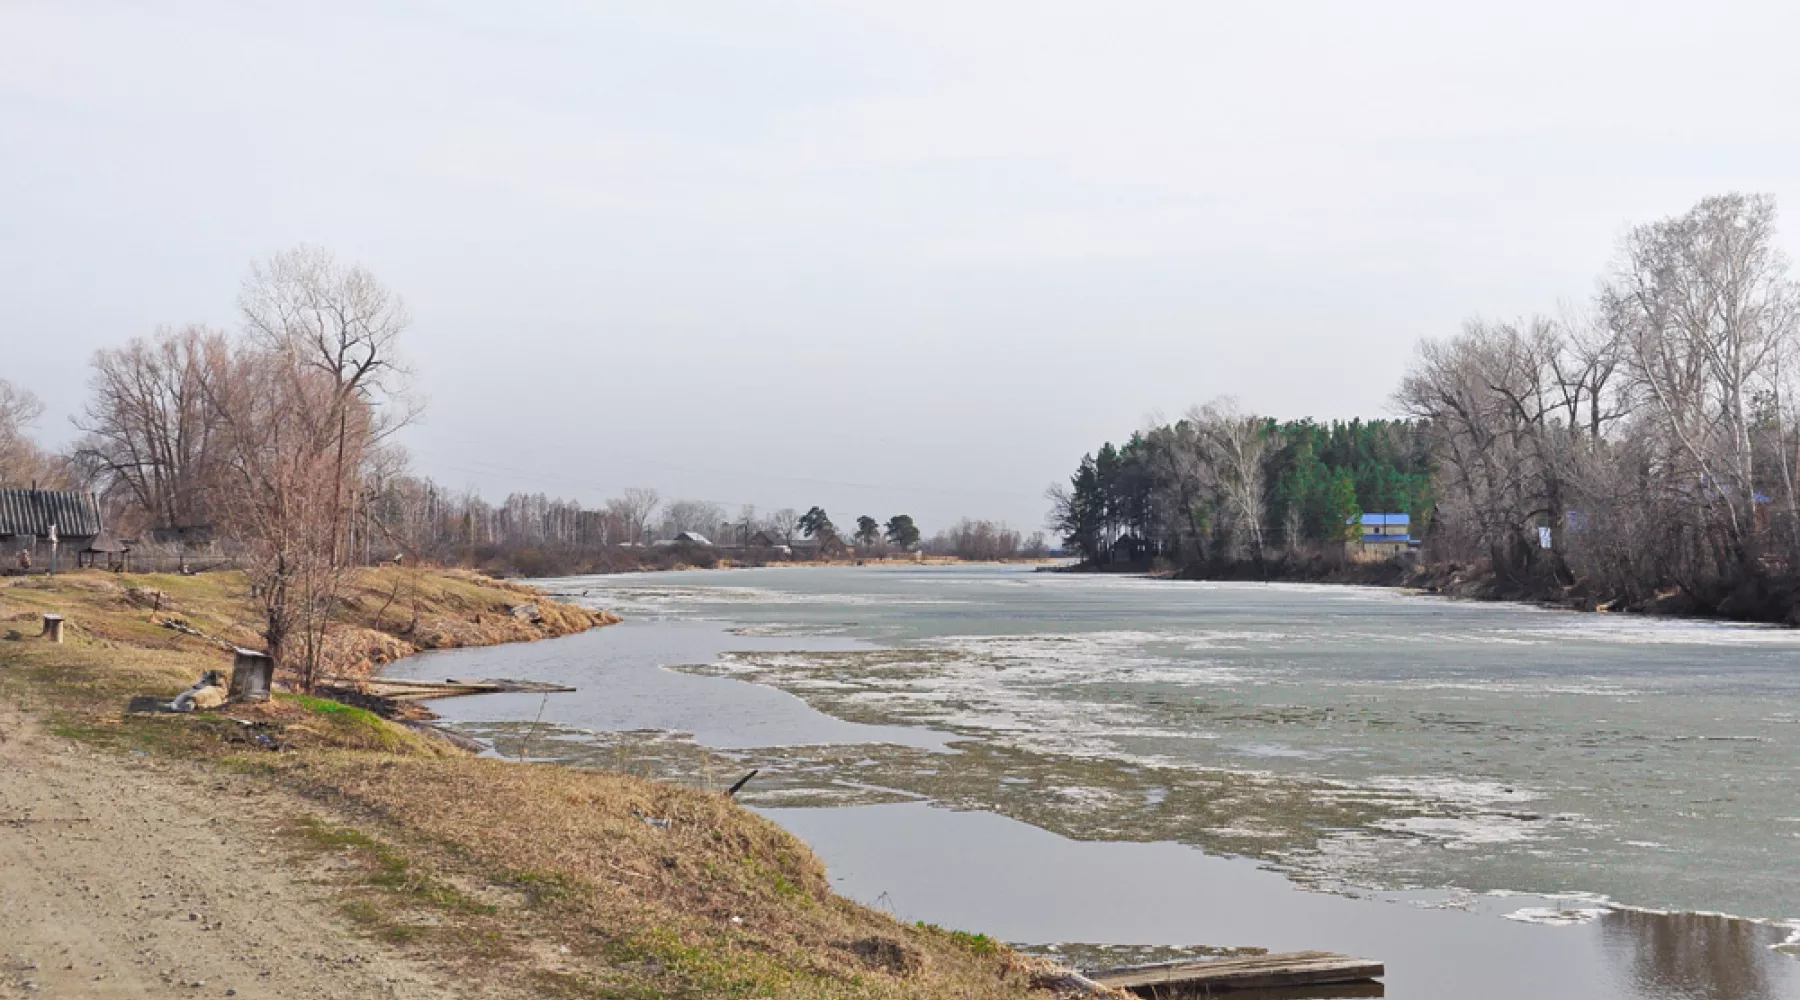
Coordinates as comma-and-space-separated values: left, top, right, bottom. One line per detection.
1029, 967, 1125, 998
156, 617, 238, 654
725, 769, 758, 798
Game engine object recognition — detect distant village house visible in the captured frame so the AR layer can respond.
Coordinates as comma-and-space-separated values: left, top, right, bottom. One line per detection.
1348, 513, 1417, 559
0, 489, 118, 571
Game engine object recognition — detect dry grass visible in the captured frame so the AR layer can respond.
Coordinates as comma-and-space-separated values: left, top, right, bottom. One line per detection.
0, 569, 1063, 1000
273, 752, 1049, 999
0, 566, 617, 681
0, 566, 602, 756
324, 565, 620, 675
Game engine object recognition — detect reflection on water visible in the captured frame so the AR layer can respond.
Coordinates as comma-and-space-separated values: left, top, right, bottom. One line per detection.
763, 801, 1800, 1000
1601, 910, 1791, 1000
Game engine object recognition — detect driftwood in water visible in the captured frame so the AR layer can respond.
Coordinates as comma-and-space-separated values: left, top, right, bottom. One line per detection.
1089, 951, 1384, 996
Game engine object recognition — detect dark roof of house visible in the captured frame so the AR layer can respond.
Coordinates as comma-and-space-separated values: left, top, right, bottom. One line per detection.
0, 489, 104, 538
81, 530, 130, 554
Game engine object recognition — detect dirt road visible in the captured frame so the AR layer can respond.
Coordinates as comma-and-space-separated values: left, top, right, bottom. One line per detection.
0, 703, 472, 1000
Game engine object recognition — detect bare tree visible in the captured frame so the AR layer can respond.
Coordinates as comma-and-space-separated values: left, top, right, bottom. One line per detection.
241, 245, 414, 568
1188, 398, 1270, 562
203, 247, 415, 689
607, 488, 660, 544
0, 380, 43, 455
1389, 195, 1800, 607
658, 499, 724, 539
1553, 310, 1634, 440
764, 507, 800, 544
929, 519, 1023, 560
206, 347, 357, 688
1398, 319, 1569, 580
0, 380, 67, 488
1603, 193, 1800, 561
77, 326, 231, 532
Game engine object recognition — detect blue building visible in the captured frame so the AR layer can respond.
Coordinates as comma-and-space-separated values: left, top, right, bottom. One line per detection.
1348, 513, 1417, 558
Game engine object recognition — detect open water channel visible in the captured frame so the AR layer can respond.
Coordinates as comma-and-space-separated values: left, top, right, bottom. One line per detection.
382, 564, 1800, 998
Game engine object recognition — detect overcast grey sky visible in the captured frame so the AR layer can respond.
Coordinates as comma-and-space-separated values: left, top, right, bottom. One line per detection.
5, 1, 1800, 532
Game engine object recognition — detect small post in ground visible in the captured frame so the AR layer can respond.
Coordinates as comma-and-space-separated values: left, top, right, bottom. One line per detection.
40, 614, 64, 643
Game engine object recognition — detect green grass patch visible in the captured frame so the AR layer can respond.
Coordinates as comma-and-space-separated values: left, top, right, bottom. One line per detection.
283, 693, 437, 753
338, 898, 425, 943
290, 816, 497, 917
291, 693, 384, 725
508, 868, 583, 907
915, 923, 1000, 957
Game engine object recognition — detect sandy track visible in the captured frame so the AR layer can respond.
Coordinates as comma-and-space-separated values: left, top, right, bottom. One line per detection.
0, 704, 475, 1000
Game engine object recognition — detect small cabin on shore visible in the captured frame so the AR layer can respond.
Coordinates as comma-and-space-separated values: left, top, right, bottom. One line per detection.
0, 489, 106, 572
1348, 513, 1417, 559
789, 535, 848, 559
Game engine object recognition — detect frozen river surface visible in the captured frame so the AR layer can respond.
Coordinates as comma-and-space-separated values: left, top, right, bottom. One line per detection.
385, 565, 1800, 999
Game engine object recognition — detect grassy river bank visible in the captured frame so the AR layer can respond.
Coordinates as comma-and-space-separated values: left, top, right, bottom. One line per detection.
0, 568, 1066, 1000
1059, 552, 1800, 626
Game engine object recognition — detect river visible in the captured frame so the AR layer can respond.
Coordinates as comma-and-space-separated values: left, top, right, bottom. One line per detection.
381, 564, 1800, 999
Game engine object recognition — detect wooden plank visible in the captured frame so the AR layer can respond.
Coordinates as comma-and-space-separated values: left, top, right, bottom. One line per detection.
445, 677, 577, 693
1174, 983, 1384, 1000
1098, 981, 1384, 1000
1090, 951, 1383, 994
331, 676, 577, 701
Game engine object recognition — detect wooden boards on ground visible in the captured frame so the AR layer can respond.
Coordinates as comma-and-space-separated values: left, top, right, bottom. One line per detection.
331, 676, 576, 702
1089, 951, 1384, 996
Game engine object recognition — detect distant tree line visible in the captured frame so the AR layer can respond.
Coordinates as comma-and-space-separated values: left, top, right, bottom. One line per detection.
1052, 193, 1800, 621
1048, 406, 1430, 567
3, 345, 1035, 579
921, 519, 1046, 560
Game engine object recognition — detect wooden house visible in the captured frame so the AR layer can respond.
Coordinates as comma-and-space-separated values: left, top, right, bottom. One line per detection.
0, 489, 106, 572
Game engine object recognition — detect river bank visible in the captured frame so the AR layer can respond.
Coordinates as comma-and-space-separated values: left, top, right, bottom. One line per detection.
0, 568, 1058, 1000
1057, 553, 1800, 626
384, 565, 1800, 1000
